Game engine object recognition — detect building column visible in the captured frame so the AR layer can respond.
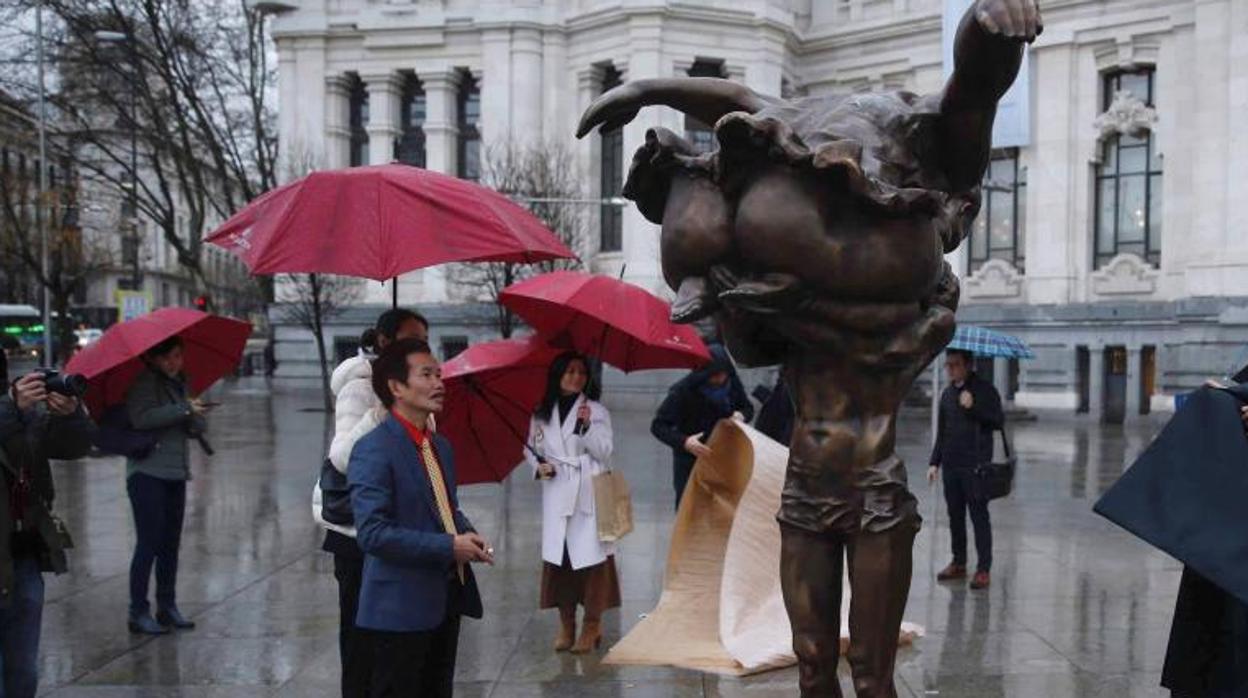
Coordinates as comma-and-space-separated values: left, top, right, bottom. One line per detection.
577, 66, 607, 267
511, 27, 543, 146
621, 16, 672, 294
323, 75, 352, 170
1089, 346, 1105, 419
1125, 346, 1142, 418
481, 29, 513, 146
993, 356, 1011, 405
423, 69, 460, 176
363, 72, 402, 167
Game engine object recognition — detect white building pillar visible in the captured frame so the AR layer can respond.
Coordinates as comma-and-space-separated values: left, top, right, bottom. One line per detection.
511, 27, 544, 146
480, 29, 513, 147
1089, 346, 1105, 419
621, 15, 671, 295
1125, 346, 1142, 418
993, 356, 1010, 405
745, 28, 786, 97
423, 69, 460, 176
1185, 0, 1233, 295
542, 31, 569, 146
1025, 42, 1076, 305
323, 75, 352, 170
363, 72, 402, 167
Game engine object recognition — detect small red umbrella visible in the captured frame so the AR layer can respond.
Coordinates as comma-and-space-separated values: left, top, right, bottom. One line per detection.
498, 270, 710, 372
441, 335, 563, 485
66, 308, 252, 415
205, 164, 577, 283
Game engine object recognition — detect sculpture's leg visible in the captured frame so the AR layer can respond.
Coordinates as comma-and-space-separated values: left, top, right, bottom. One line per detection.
780, 523, 846, 698
845, 455, 921, 698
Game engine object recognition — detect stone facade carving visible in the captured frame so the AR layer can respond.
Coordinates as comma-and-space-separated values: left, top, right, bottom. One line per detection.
1091, 253, 1160, 297
964, 258, 1024, 300
1094, 90, 1158, 141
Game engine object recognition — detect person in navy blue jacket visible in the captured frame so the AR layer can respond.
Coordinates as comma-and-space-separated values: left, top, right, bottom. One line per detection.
348, 338, 493, 697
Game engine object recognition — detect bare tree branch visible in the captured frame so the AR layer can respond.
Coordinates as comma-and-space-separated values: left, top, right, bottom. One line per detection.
448, 139, 590, 338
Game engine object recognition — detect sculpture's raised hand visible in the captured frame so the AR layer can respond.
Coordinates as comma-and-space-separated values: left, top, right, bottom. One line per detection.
974, 0, 1043, 42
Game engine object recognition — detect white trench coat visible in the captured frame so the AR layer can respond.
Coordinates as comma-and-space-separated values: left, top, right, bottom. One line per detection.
524, 395, 615, 570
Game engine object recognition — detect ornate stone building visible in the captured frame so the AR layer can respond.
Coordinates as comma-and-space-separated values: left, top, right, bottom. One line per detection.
266, 0, 1248, 419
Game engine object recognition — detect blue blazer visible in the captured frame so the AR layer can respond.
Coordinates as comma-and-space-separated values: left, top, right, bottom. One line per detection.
349, 415, 484, 632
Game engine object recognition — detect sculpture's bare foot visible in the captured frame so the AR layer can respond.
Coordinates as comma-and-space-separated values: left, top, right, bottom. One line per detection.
718, 273, 804, 315
671, 276, 718, 324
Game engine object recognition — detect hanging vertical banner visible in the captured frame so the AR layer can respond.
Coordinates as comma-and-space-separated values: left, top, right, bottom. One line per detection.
943, 0, 1031, 148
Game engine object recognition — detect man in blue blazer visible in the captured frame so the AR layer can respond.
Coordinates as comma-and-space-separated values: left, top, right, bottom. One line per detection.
349, 338, 493, 697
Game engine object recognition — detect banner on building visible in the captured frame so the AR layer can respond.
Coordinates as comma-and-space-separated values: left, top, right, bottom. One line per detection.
116, 290, 152, 323
942, 0, 1031, 148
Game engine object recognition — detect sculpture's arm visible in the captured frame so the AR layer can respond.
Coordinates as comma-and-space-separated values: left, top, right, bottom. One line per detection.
937, 0, 1042, 191
576, 78, 772, 138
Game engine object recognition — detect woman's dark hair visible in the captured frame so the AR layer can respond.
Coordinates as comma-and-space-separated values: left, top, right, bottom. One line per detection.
360, 308, 428, 353
144, 336, 183, 360
947, 349, 975, 365
370, 337, 434, 408
535, 352, 600, 422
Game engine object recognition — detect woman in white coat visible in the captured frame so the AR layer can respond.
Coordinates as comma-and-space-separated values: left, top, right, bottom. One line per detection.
526, 352, 620, 654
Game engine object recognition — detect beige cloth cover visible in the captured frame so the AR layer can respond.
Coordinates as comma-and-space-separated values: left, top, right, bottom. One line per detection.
605, 419, 922, 676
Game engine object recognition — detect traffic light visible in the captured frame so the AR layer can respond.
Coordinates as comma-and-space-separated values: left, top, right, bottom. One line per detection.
194, 295, 210, 312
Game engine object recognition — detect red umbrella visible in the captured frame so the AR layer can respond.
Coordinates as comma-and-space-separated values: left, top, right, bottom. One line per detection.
498, 270, 710, 372
441, 335, 563, 485
205, 164, 576, 282
65, 308, 252, 415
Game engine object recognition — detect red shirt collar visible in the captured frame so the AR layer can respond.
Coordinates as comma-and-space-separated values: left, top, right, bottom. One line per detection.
391, 409, 429, 445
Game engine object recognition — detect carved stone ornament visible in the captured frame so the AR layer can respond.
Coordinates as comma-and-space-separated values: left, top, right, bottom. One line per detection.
1094, 90, 1158, 141
964, 258, 1024, 299
1091, 253, 1159, 297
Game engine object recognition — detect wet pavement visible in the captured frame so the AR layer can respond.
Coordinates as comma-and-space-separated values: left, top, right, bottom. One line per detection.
33, 376, 1181, 697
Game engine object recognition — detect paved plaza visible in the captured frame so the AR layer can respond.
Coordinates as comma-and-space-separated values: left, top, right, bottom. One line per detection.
31, 376, 1181, 697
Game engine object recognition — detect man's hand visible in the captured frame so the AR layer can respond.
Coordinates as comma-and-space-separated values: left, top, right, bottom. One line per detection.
453, 532, 494, 565
189, 398, 209, 417
684, 433, 713, 459
928, 466, 940, 485
46, 393, 80, 416
11, 373, 47, 412
959, 390, 975, 410
974, 0, 1043, 42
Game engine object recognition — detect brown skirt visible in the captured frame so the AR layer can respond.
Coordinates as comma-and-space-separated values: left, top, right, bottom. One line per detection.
539, 548, 622, 617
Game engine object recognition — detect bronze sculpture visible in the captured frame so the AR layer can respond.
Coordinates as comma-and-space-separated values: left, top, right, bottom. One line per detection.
577, 1, 1041, 695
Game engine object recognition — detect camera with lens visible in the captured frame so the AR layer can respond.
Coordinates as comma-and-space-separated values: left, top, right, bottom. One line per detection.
35, 369, 88, 398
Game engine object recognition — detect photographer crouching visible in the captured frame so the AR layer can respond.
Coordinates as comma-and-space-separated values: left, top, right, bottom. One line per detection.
0, 353, 93, 697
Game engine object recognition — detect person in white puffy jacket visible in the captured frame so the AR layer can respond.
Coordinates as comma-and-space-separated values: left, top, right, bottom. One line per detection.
315, 307, 427, 698
525, 352, 620, 655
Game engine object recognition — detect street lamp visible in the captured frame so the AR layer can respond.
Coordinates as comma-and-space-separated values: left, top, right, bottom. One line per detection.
93, 29, 141, 292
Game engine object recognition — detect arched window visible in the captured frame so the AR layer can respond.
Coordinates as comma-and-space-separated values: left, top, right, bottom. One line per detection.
457, 70, 481, 181
347, 73, 369, 167
685, 59, 726, 153
599, 65, 624, 253
1095, 68, 1161, 268
395, 72, 426, 167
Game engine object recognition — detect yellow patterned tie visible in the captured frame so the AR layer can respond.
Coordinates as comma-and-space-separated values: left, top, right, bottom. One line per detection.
420, 439, 464, 584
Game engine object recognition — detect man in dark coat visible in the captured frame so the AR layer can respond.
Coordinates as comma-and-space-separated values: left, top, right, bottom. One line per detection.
0, 371, 93, 697
1095, 378, 1248, 697
928, 349, 1004, 590
651, 344, 754, 508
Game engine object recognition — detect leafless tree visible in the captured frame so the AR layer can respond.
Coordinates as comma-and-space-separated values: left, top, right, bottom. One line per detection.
0, 132, 113, 362
449, 139, 589, 338
0, 0, 279, 298
277, 273, 362, 412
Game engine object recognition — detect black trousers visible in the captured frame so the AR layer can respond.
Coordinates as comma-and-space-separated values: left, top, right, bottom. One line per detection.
127, 473, 186, 615
366, 614, 461, 698
326, 532, 371, 698
943, 468, 992, 572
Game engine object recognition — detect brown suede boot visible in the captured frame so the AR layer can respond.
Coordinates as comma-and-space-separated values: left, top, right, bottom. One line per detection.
554, 607, 577, 652
570, 618, 602, 654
